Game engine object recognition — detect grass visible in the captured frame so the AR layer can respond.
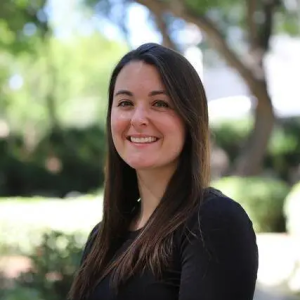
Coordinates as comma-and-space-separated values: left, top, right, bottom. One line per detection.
0, 194, 103, 255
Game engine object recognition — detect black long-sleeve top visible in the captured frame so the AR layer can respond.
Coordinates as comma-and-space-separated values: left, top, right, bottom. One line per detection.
79, 189, 259, 300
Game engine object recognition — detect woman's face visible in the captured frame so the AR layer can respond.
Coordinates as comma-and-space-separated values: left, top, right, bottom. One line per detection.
111, 61, 185, 172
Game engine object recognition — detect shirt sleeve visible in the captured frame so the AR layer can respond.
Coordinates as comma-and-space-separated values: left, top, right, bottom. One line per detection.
178, 195, 258, 300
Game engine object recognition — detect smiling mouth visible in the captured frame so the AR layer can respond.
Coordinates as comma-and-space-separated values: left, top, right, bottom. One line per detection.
127, 136, 159, 144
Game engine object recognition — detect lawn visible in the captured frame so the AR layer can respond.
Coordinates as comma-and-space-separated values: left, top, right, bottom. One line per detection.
0, 195, 103, 255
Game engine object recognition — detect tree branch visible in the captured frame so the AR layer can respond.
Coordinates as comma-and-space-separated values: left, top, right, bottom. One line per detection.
142, 0, 178, 50
258, 0, 278, 51
152, 9, 178, 50
135, 0, 260, 92
246, 0, 258, 49
135, 0, 276, 176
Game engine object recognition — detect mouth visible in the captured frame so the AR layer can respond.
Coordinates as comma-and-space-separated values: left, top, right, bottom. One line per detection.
126, 136, 159, 144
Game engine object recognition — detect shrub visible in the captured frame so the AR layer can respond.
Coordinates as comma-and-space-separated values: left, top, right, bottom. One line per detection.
211, 117, 300, 183
284, 182, 300, 236
0, 285, 41, 300
210, 118, 252, 163
15, 230, 86, 300
211, 176, 290, 233
0, 125, 107, 197
266, 118, 300, 182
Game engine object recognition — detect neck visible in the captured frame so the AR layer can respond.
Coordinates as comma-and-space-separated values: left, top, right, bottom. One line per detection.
131, 165, 177, 230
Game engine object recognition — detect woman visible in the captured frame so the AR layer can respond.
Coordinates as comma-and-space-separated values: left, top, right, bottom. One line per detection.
69, 43, 258, 300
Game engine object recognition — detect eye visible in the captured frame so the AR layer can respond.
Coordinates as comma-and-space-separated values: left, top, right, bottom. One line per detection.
117, 100, 133, 107
153, 100, 169, 108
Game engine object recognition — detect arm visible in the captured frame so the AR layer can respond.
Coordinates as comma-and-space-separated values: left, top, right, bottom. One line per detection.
179, 196, 258, 300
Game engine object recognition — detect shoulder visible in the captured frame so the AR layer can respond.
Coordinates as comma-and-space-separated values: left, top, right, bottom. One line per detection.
80, 222, 101, 265
177, 187, 257, 255
197, 187, 253, 230
175, 188, 258, 299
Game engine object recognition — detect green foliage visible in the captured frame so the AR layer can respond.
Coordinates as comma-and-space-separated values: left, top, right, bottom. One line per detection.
0, 285, 41, 300
0, 125, 106, 197
4, 34, 126, 135
275, 5, 300, 36
210, 118, 252, 162
266, 118, 300, 182
17, 231, 84, 300
0, 0, 48, 53
185, 0, 241, 17
212, 176, 290, 232
1, 231, 85, 300
0, 19, 127, 197
87, 0, 300, 54
284, 182, 300, 236
211, 117, 300, 183
33, 125, 107, 195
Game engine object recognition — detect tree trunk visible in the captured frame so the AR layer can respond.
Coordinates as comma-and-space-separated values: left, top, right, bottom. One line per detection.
135, 0, 277, 176
151, 10, 178, 50
43, 34, 60, 132
234, 0, 278, 175
234, 80, 275, 175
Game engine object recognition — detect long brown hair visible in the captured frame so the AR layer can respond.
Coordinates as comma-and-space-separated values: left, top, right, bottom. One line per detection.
68, 43, 210, 299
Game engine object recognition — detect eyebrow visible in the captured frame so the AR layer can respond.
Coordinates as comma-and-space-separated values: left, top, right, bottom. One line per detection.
114, 89, 169, 97
114, 90, 133, 97
149, 90, 169, 97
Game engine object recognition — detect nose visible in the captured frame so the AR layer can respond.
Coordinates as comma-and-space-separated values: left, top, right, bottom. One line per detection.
130, 104, 149, 128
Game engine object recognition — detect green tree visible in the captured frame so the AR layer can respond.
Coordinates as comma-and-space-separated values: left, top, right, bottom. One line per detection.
0, 0, 49, 53
0, 0, 50, 126
5, 34, 126, 139
85, 0, 300, 176
1, 0, 127, 143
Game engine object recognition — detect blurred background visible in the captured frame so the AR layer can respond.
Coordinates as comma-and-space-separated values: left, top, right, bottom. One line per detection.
0, 0, 300, 299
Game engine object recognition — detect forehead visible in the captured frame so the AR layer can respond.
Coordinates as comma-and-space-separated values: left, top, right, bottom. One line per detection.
114, 61, 165, 91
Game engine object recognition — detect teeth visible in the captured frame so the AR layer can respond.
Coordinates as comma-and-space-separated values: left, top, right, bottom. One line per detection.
130, 137, 157, 143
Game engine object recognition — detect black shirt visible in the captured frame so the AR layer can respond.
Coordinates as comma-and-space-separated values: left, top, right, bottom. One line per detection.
80, 189, 259, 300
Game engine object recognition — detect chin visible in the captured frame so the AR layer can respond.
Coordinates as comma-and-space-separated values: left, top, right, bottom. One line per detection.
128, 163, 156, 171
125, 159, 157, 170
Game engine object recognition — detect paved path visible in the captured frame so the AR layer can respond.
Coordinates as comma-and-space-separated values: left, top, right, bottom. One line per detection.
254, 286, 299, 300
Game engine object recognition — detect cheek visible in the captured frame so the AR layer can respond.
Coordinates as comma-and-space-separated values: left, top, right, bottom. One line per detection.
172, 121, 186, 153
111, 111, 129, 139
169, 117, 185, 143
176, 128, 186, 151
